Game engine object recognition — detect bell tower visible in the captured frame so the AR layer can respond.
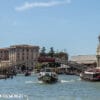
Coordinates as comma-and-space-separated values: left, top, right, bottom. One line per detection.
96, 35, 100, 68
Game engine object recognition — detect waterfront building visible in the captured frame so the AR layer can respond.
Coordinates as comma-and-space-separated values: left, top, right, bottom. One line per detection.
0, 48, 9, 61
70, 55, 97, 68
0, 61, 10, 68
9, 45, 39, 69
0, 48, 10, 70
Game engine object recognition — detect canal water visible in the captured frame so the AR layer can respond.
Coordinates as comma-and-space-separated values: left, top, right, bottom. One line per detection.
0, 74, 100, 100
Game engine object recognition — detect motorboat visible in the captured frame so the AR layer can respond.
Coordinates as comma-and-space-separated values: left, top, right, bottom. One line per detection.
25, 71, 31, 76
38, 68, 58, 83
80, 68, 100, 81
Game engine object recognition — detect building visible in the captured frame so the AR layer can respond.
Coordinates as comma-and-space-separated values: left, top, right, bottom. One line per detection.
70, 55, 97, 68
0, 61, 10, 68
9, 45, 39, 69
96, 35, 100, 68
0, 48, 9, 61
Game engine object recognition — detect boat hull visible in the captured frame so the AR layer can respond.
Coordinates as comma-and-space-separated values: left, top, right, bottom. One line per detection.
80, 71, 100, 82
25, 72, 31, 76
38, 73, 58, 83
80, 76, 100, 82
38, 76, 58, 83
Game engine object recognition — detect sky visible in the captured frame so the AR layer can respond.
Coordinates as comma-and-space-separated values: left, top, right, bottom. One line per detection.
0, 0, 100, 56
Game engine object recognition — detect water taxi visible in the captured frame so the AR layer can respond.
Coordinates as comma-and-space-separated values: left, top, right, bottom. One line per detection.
38, 68, 58, 83
80, 69, 100, 81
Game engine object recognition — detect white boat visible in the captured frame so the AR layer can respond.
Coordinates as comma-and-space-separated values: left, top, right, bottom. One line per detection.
38, 68, 58, 83
80, 69, 100, 81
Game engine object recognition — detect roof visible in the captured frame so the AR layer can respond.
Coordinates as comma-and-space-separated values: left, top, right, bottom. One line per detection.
10, 44, 39, 49
0, 48, 9, 51
70, 55, 96, 64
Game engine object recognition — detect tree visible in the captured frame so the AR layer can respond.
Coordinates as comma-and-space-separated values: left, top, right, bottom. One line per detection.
40, 47, 46, 57
58, 52, 68, 60
48, 47, 55, 57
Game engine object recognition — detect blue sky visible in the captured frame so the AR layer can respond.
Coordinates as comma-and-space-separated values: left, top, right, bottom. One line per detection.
0, 0, 100, 56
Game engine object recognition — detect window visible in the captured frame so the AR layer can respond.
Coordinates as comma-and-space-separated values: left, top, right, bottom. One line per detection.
27, 56, 28, 60
22, 53, 24, 55
27, 49, 29, 52
23, 49, 24, 52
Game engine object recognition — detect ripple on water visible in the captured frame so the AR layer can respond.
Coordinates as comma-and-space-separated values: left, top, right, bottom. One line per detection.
0, 75, 99, 100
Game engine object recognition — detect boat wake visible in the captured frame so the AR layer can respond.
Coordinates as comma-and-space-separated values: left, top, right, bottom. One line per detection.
77, 78, 81, 81
25, 78, 81, 84
60, 78, 81, 83
25, 81, 43, 84
60, 79, 75, 83
38, 81, 43, 84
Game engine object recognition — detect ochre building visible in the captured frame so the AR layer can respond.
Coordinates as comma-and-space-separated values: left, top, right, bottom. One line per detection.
9, 45, 39, 68
0, 44, 39, 69
0, 48, 9, 61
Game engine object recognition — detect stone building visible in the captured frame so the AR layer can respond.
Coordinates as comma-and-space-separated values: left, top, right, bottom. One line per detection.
9, 45, 39, 69
0, 61, 10, 68
0, 48, 9, 61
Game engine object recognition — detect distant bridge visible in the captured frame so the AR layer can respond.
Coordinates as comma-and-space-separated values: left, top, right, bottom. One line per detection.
67, 61, 88, 72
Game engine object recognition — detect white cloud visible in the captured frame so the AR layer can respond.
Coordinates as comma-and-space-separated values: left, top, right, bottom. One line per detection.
15, 0, 71, 11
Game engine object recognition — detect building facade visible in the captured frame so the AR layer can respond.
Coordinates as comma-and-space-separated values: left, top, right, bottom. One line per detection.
96, 35, 100, 68
9, 45, 39, 69
0, 48, 9, 61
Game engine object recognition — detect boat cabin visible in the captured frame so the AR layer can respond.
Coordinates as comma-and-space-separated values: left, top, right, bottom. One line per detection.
80, 69, 100, 81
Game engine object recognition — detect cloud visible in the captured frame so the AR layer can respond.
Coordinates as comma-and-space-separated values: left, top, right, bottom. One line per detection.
15, 0, 71, 11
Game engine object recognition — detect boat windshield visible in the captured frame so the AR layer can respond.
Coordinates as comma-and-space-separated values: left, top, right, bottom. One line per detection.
45, 68, 51, 72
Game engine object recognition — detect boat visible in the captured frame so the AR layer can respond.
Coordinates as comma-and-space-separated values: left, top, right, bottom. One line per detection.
80, 68, 100, 81
25, 71, 31, 76
0, 75, 7, 79
38, 68, 58, 83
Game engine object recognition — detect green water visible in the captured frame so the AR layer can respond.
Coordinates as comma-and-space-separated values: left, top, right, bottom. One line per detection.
0, 74, 100, 100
